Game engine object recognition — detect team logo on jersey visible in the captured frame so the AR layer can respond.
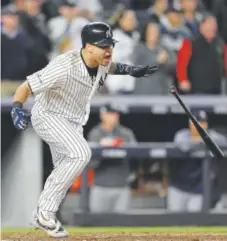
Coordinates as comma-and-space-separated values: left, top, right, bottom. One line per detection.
106, 29, 112, 38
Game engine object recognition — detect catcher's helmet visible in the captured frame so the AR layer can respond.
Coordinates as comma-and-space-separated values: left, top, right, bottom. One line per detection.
81, 22, 118, 48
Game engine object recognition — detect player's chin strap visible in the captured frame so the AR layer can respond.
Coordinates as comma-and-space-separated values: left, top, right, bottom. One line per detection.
13, 101, 23, 108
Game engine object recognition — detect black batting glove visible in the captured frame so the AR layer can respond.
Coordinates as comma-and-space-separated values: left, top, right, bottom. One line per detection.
114, 63, 158, 77
129, 65, 158, 78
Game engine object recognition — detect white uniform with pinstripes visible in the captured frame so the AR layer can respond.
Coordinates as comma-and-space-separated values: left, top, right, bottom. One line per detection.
27, 50, 111, 213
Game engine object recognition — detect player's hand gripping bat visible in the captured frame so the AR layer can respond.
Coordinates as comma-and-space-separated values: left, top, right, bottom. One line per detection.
169, 86, 224, 159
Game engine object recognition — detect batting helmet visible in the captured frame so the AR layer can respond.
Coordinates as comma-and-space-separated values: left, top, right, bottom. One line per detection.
81, 22, 118, 48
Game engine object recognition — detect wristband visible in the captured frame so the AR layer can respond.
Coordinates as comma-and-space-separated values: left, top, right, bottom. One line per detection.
13, 101, 23, 108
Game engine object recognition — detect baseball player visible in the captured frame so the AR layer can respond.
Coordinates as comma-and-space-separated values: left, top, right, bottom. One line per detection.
11, 22, 158, 238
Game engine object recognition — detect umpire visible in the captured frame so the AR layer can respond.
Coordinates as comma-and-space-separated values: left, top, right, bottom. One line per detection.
87, 104, 136, 213
168, 110, 227, 212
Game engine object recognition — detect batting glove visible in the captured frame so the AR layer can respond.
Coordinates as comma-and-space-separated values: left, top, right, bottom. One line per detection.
129, 65, 158, 78
11, 102, 30, 130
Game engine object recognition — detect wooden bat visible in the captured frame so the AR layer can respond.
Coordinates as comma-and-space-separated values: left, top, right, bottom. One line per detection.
169, 86, 224, 159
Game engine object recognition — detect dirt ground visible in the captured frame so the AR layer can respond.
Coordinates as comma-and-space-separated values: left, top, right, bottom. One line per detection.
2, 232, 227, 241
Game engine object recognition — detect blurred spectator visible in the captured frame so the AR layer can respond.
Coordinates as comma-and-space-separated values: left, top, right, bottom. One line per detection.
200, 0, 227, 93
180, 0, 203, 38
3, 0, 58, 22
160, 6, 192, 53
41, 0, 59, 21
129, 0, 152, 10
48, 0, 89, 59
177, 15, 225, 94
23, 0, 48, 34
18, 0, 51, 74
204, 0, 227, 93
173, 0, 206, 11
201, 0, 212, 11
134, 22, 176, 95
76, 0, 103, 20
3, 0, 25, 11
147, 0, 169, 24
99, 0, 116, 10
2, 0, 10, 7
213, 0, 227, 43
88, 104, 136, 213
106, 2, 132, 25
99, 0, 130, 10
168, 110, 227, 212
106, 9, 140, 94
1, 7, 31, 81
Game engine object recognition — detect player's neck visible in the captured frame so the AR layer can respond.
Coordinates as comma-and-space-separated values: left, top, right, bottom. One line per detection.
81, 48, 99, 68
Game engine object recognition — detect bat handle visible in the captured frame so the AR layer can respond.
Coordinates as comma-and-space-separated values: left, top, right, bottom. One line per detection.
169, 86, 196, 121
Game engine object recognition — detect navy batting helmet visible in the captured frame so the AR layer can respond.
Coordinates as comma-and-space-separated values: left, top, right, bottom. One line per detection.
81, 22, 118, 48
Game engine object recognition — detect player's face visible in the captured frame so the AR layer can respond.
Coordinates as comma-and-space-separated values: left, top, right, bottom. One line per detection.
92, 45, 113, 66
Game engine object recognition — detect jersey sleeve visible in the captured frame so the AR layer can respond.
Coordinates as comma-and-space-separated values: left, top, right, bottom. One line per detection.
27, 60, 67, 95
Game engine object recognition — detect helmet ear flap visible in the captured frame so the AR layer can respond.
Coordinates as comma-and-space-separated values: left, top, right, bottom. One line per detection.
81, 31, 86, 48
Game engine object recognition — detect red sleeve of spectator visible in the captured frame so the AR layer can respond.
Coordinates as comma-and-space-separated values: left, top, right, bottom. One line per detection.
176, 39, 192, 83
223, 44, 227, 79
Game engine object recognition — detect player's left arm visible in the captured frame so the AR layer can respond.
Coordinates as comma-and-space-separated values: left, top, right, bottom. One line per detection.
108, 62, 158, 77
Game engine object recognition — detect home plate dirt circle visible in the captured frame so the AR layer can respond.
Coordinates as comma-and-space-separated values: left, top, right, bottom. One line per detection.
2, 232, 227, 241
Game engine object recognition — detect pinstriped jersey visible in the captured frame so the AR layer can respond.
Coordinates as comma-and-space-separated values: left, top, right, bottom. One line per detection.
27, 50, 111, 125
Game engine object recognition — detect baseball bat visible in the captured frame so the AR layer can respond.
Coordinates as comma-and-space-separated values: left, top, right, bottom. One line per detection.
169, 86, 224, 159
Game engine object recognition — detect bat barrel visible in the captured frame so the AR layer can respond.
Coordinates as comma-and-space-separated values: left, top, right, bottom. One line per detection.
169, 86, 224, 159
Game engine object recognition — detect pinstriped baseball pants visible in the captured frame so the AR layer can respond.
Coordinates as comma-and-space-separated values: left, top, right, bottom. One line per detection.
31, 112, 91, 213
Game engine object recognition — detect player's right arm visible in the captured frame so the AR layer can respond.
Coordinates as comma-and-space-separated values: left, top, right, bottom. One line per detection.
13, 80, 33, 104
11, 80, 32, 130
